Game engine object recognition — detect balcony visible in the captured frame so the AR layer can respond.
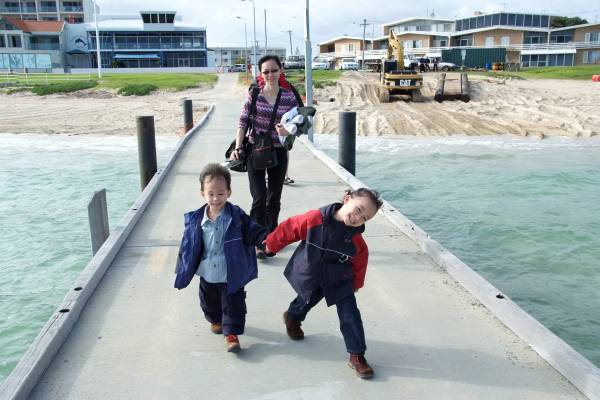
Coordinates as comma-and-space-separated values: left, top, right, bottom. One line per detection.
0, 6, 21, 12
39, 6, 58, 12
30, 43, 60, 50
61, 6, 83, 12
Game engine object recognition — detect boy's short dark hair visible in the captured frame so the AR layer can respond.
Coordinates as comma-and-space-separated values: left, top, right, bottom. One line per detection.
199, 163, 231, 191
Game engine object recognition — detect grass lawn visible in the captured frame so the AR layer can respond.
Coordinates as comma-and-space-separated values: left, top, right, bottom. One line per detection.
1, 72, 218, 95
469, 65, 600, 80
98, 73, 217, 90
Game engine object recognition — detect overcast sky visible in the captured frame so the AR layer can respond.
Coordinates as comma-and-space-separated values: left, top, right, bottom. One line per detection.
97, 0, 599, 53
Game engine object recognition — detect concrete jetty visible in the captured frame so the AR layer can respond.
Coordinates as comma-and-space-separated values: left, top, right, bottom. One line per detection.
1, 74, 598, 399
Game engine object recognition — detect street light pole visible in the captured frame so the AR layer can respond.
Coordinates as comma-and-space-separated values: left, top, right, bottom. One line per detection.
93, 0, 101, 78
304, 0, 313, 141
242, 0, 258, 77
236, 16, 249, 83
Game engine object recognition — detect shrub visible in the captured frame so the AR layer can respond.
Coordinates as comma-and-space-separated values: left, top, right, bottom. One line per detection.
117, 83, 159, 96
31, 81, 97, 95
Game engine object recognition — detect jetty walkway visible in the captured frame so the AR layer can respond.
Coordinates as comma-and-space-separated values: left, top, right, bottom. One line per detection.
2, 74, 597, 399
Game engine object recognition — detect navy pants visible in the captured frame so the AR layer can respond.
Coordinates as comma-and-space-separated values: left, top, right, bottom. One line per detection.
199, 278, 246, 335
287, 287, 367, 354
247, 146, 288, 232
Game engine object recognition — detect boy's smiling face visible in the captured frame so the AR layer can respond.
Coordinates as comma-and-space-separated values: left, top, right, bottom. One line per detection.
201, 176, 231, 215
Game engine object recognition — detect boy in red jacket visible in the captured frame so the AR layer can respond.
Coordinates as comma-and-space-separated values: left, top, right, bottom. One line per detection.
265, 188, 383, 379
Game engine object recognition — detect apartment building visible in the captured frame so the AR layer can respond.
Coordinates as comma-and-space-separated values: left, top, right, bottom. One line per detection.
319, 12, 600, 67
0, 15, 64, 70
209, 46, 286, 68
0, 0, 93, 23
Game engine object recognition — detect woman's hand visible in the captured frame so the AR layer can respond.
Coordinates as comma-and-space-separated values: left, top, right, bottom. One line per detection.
230, 148, 241, 160
275, 123, 290, 136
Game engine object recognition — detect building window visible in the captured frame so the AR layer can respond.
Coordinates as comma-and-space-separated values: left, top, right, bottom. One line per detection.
485, 15, 492, 27
8, 35, 21, 48
516, 14, 523, 27
524, 15, 532, 26
485, 37, 494, 47
493, 14, 500, 25
532, 15, 541, 27
501, 36, 510, 46
0, 36, 5, 48
541, 16, 549, 27
585, 32, 599, 42
508, 14, 516, 25
583, 51, 600, 64
500, 13, 508, 25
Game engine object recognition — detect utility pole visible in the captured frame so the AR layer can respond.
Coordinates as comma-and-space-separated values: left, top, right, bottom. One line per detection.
304, 0, 313, 141
285, 30, 293, 56
264, 9, 267, 55
359, 19, 369, 70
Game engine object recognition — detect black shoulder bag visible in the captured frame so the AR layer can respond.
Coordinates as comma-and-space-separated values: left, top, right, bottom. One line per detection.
250, 89, 282, 170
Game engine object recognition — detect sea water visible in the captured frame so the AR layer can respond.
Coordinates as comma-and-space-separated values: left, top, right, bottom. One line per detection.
0, 134, 178, 384
1, 133, 599, 385
315, 134, 600, 368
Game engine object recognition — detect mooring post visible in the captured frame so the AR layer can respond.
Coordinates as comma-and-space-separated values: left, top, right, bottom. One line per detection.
88, 189, 109, 256
182, 98, 193, 132
338, 111, 356, 175
136, 115, 157, 190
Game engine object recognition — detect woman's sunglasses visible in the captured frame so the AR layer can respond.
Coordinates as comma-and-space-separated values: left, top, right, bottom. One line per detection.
261, 69, 279, 75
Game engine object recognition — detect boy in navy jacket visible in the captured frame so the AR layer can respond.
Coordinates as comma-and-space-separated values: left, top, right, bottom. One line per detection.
175, 163, 268, 352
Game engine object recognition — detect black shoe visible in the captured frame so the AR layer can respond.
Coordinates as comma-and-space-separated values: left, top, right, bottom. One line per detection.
256, 249, 267, 260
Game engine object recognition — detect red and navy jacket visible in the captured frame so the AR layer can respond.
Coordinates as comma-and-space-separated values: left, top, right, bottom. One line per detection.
265, 203, 369, 306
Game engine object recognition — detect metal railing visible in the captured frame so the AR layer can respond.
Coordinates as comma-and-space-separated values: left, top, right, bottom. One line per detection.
0, 71, 93, 86
39, 6, 58, 12
61, 6, 83, 12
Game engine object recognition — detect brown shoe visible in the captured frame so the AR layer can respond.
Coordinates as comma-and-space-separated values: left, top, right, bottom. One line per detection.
225, 334, 241, 353
210, 323, 222, 334
348, 354, 374, 379
283, 311, 304, 340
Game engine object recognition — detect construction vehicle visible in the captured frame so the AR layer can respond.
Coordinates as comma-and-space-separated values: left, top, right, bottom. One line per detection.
379, 30, 423, 102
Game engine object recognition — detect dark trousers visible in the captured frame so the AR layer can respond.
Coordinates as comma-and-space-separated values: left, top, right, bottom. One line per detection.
199, 278, 246, 335
287, 287, 367, 354
247, 146, 288, 232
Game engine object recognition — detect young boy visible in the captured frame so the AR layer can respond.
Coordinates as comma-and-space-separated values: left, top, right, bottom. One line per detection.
174, 163, 268, 352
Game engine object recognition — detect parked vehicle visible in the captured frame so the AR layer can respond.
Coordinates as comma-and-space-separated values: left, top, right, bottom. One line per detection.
339, 58, 359, 70
284, 55, 305, 69
230, 64, 247, 72
312, 57, 330, 70
437, 60, 457, 71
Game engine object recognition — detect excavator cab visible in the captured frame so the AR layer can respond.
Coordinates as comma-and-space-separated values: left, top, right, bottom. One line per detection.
379, 31, 424, 102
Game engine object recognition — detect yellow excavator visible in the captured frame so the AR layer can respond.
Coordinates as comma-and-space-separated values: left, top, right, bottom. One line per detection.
379, 30, 423, 102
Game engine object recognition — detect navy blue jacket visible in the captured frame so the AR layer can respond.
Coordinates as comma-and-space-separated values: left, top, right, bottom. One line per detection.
174, 202, 268, 293
265, 203, 368, 306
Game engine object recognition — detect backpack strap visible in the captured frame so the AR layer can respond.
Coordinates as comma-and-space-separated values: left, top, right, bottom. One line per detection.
245, 86, 261, 132
289, 84, 304, 107
266, 89, 282, 134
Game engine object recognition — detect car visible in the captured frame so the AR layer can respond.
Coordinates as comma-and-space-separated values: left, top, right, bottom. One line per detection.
312, 58, 330, 70
230, 64, 247, 72
284, 55, 305, 69
437, 61, 457, 71
339, 58, 359, 70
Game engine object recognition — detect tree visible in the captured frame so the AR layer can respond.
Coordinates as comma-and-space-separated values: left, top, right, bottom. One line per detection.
550, 16, 588, 28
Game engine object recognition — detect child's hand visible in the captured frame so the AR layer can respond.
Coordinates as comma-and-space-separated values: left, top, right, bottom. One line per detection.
264, 243, 276, 257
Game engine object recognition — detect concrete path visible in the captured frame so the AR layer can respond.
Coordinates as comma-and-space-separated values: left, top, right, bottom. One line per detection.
27, 74, 586, 399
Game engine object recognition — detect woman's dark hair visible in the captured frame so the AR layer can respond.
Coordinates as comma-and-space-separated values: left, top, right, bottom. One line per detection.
199, 163, 231, 191
258, 55, 282, 71
344, 188, 383, 210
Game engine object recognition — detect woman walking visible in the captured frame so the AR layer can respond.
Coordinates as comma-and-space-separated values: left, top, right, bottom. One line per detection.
230, 55, 300, 258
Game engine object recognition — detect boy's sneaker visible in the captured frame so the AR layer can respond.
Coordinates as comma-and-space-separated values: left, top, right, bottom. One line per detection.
210, 323, 222, 334
348, 354, 374, 379
225, 334, 241, 353
283, 311, 304, 340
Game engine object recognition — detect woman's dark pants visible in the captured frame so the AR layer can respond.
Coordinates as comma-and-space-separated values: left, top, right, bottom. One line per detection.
247, 147, 288, 232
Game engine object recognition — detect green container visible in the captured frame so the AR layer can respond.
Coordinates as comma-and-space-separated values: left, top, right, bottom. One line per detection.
442, 48, 506, 68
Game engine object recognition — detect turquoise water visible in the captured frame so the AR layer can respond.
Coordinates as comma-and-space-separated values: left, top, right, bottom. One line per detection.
0, 134, 178, 384
316, 134, 600, 368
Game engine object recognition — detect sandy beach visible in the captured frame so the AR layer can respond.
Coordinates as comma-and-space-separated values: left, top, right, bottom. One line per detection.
313, 71, 600, 139
1, 72, 599, 138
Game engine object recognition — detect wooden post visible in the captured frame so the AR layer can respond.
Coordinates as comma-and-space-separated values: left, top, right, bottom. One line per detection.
136, 116, 158, 190
460, 73, 470, 103
182, 99, 193, 132
434, 72, 446, 103
338, 111, 356, 175
88, 189, 109, 256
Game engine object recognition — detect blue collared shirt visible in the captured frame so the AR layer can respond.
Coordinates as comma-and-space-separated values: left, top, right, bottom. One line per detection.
196, 206, 232, 283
